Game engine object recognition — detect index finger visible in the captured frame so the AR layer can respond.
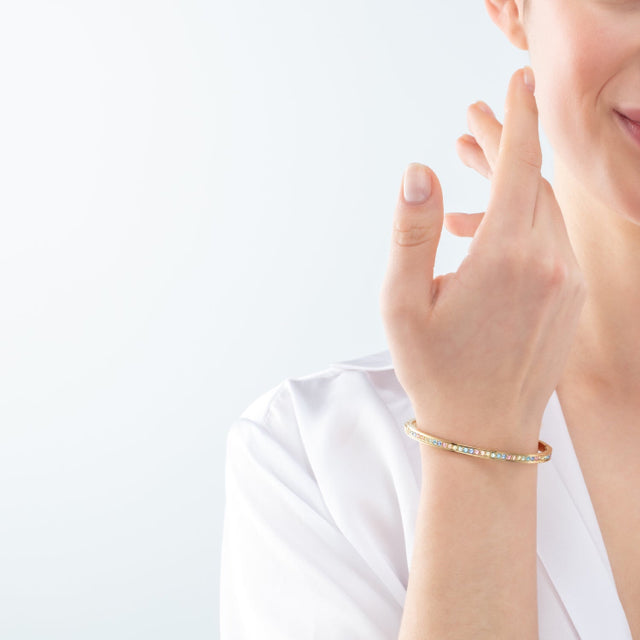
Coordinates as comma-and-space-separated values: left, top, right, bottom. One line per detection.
484, 66, 542, 236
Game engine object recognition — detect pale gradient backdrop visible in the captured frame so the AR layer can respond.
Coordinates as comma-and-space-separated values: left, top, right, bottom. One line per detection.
0, 1, 551, 637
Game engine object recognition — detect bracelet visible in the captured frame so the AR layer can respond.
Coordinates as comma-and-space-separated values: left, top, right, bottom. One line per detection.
403, 419, 552, 464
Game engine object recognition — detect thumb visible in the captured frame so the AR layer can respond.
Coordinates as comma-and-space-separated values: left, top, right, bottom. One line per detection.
381, 163, 444, 316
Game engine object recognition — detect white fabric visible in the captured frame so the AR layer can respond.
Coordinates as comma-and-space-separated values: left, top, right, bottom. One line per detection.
220, 349, 632, 639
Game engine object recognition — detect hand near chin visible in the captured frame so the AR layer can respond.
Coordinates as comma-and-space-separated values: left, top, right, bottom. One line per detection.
379, 66, 587, 449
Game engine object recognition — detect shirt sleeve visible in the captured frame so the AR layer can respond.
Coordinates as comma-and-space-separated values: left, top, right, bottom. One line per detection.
219, 382, 403, 639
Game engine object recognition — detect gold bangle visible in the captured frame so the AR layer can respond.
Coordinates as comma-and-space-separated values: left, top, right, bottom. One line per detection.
403, 419, 552, 464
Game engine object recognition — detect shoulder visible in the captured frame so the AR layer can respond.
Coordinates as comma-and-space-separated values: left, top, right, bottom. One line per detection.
221, 350, 412, 637
223, 350, 417, 623
225, 348, 411, 483
233, 348, 397, 433
225, 349, 417, 510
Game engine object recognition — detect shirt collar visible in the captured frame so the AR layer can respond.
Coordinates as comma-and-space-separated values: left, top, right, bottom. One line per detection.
331, 348, 633, 637
331, 349, 394, 371
537, 389, 632, 638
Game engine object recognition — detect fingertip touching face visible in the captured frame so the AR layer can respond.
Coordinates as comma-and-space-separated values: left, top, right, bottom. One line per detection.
500, 0, 640, 224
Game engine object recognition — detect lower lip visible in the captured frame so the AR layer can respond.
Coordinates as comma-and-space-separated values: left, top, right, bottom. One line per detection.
614, 110, 640, 148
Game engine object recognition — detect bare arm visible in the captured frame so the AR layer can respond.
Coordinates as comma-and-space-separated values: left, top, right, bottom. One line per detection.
380, 66, 585, 640
398, 430, 539, 640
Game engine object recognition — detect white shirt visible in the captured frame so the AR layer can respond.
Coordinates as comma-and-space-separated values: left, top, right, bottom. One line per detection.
220, 349, 633, 639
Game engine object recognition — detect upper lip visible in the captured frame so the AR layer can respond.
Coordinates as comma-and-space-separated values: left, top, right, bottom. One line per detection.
616, 108, 640, 124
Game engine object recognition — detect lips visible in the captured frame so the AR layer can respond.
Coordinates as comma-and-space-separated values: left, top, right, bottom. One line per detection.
616, 108, 640, 125
614, 108, 640, 148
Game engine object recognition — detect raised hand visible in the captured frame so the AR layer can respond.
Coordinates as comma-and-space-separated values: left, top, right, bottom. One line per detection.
379, 67, 587, 450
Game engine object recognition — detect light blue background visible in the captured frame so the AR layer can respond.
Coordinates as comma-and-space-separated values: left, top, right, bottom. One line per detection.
0, 1, 550, 637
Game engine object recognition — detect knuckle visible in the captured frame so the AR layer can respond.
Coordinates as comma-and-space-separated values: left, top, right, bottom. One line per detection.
501, 143, 542, 171
500, 246, 583, 294
392, 218, 435, 247
535, 255, 570, 288
516, 148, 543, 171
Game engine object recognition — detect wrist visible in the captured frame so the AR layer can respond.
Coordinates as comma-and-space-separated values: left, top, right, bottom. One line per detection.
411, 414, 542, 460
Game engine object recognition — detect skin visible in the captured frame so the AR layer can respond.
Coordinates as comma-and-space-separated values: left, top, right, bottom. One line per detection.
384, 67, 574, 638
484, 2, 640, 635
452, 0, 640, 404
386, 0, 640, 634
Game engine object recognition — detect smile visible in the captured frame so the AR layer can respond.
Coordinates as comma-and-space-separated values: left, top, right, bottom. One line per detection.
614, 110, 640, 148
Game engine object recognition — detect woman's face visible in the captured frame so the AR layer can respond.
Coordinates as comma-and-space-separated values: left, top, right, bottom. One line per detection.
523, 0, 640, 221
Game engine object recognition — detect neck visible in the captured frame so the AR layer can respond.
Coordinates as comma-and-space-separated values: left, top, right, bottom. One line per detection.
552, 158, 640, 402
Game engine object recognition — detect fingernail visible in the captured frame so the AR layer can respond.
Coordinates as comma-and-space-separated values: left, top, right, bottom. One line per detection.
523, 66, 535, 93
403, 163, 432, 203
477, 101, 494, 116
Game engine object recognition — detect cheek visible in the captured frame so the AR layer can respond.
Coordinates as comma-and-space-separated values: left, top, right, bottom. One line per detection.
526, 1, 640, 217
528, 3, 619, 157
534, 30, 640, 221
532, 22, 615, 172
535, 58, 593, 174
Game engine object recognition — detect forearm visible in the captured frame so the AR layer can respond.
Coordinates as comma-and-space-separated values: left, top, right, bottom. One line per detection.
398, 426, 540, 640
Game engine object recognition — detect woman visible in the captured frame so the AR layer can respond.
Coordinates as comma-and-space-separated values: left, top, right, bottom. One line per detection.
220, 0, 639, 637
